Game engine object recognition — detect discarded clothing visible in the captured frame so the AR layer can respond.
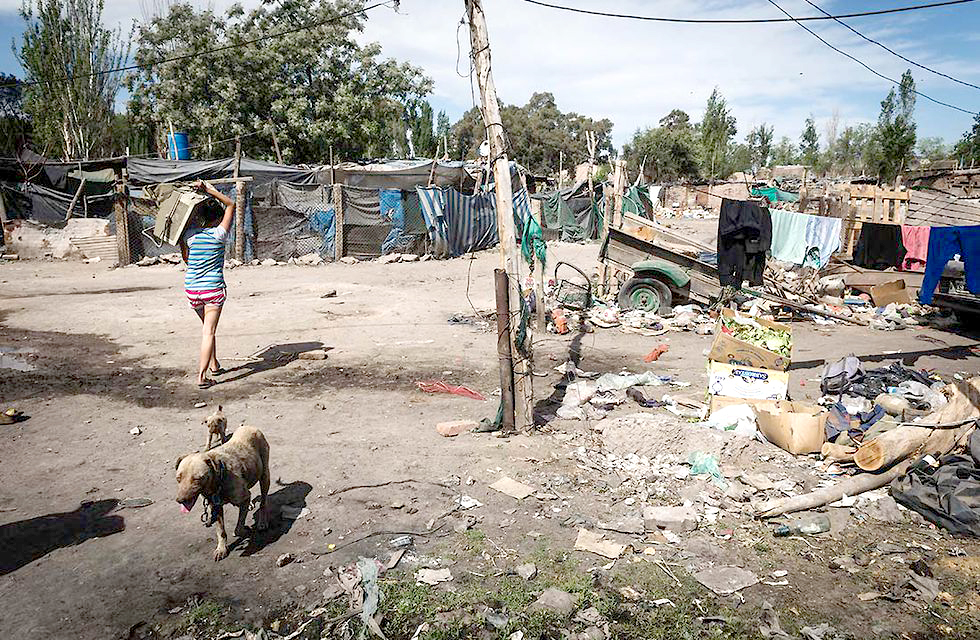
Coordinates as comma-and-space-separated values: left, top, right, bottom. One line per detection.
891, 430, 980, 537
847, 363, 934, 401
852, 222, 905, 270
717, 198, 771, 286
825, 403, 884, 443
380, 188, 406, 254
900, 225, 930, 272
803, 214, 842, 268
918, 225, 980, 304
768, 209, 809, 265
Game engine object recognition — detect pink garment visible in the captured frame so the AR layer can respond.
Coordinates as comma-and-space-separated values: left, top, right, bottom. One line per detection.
901, 225, 931, 271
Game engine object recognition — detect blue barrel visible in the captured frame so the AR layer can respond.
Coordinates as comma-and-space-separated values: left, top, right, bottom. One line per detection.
167, 132, 191, 160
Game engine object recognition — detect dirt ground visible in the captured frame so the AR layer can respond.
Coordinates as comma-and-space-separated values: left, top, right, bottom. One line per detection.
2, 227, 980, 640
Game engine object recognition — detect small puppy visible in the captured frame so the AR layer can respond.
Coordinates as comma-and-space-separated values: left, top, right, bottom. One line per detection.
175, 426, 270, 561
203, 405, 227, 450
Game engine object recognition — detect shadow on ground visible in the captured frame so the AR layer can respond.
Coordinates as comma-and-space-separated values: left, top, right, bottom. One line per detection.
219, 343, 327, 385
0, 499, 125, 575
235, 480, 312, 557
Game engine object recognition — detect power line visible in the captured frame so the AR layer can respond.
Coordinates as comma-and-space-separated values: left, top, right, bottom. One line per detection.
4, 1, 393, 90
802, 0, 980, 91
766, 0, 978, 115
521, 0, 978, 24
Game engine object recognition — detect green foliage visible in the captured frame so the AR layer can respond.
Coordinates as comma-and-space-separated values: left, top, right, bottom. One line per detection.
127, 0, 432, 163
699, 87, 737, 179
623, 109, 700, 182
954, 113, 980, 166
435, 110, 451, 156
0, 73, 31, 157
916, 136, 950, 165
16, 0, 131, 160
746, 123, 773, 171
771, 135, 798, 166
874, 69, 917, 181
799, 116, 819, 167
449, 91, 613, 176
406, 100, 436, 158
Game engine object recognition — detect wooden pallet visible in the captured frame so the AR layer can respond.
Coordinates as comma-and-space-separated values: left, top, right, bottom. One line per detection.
839, 186, 909, 258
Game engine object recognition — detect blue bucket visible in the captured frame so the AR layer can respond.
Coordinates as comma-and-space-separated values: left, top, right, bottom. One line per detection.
167, 132, 191, 160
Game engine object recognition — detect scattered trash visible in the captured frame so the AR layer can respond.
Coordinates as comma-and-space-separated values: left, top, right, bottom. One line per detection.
416, 567, 453, 585
193, 402, 207, 409
436, 420, 477, 437
905, 571, 940, 602
687, 452, 726, 487
574, 528, 626, 559
759, 601, 792, 639
356, 557, 386, 639
489, 476, 535, 500
281, 506, 310, 520
643, 344, 669, 362
643, 505, 698, 532
129, 427, 142, 436
389, 536, 413, 549
276, 553, 296, 567
801, 623, 843, 640
117, 498, 153, 509
693, 565, 759, 596
773, 514, 831, 537
0, 408, 26, 424
417, 380, 486, 401
298, 349, 328, 361
456, 495, 483, 510
698, 404, 758, 439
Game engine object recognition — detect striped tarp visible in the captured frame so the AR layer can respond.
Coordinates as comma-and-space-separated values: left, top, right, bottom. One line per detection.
416, 186, 532, 258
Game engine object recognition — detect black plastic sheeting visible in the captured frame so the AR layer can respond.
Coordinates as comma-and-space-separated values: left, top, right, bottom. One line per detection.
892, 428, 980, 537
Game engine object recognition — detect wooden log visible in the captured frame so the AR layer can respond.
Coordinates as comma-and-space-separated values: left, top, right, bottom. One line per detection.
854, 425, 932, 471
757, 421, 975, 518
332, 183, 344, 261
821, 442, 856, 462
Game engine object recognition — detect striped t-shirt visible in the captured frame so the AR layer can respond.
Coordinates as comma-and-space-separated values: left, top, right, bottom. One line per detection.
183, 226, 228, 291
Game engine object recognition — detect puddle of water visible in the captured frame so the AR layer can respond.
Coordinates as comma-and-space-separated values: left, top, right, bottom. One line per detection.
0, 346, 36, 371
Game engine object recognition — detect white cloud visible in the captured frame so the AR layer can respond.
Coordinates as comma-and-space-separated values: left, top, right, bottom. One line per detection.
3, 0, 977, 146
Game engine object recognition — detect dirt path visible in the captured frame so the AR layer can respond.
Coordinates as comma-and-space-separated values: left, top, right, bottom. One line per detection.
1, 244, 979, 640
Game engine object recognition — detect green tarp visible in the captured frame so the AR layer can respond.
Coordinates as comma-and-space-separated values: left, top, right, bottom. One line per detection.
751, 186, 799, 203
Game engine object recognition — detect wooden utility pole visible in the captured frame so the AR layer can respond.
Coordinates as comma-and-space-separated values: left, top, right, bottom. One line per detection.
585, 130, 597, 200
113, 168, 131, 266
466, 0, 533, 431
599, 158, 626, 295
233, 136, 245, 261
268, 120, 284, 165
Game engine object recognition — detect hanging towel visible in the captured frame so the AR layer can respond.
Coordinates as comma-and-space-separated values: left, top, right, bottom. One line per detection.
803, 215, 842, 268
768, 209, 809, 265
918, 225, 980, 304
901, 225, 931, 272
853, 222, 905, 270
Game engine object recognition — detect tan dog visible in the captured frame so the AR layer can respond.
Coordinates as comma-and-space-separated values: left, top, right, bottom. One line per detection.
203, 405, 227, 450
175, 426, 270, 561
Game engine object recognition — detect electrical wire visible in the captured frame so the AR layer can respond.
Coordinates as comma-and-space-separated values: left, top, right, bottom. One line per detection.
521, 0, 978, 24
801, 0, 980, 91
766, 0, 979, 115
3, 1, 393, 90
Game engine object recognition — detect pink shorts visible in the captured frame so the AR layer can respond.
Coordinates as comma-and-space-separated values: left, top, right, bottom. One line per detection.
186, 288, 226, 309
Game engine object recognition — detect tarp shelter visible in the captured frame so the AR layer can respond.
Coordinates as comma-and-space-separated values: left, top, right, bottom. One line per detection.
417, 186, 535, 259
530, 180, 603, 242
752, 186, 800, 203
330, 159, 479, 191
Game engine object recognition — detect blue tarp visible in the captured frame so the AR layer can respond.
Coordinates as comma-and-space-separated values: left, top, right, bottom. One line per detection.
416, 186, 533, 259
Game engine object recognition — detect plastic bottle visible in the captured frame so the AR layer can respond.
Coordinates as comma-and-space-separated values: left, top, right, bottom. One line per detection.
773, 514, 831, 537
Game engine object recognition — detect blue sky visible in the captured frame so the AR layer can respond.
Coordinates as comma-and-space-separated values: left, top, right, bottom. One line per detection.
1, 0, 978, 149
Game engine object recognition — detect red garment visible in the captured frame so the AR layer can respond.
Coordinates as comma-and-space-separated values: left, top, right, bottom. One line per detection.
901, 225, 931, 272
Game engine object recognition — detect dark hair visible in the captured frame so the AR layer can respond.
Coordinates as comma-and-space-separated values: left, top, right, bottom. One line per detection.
195, 198, 225, 227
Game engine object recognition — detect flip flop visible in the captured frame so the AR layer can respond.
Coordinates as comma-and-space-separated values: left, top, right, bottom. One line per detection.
209, 367, 227, 376
198, 379, 217, 390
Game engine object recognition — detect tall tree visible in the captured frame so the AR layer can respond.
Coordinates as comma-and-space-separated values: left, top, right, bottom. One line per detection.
746, 123, 773, 171
17, 0, 131, 159
874, 69, 917, 182
405, 101, 436, 158
770, 136, 798, 166
435, 110, 450, 156
916, 137, 949, 165
623, 109, 699, 182
0, 73, 31, 157
799, 116, 820, 168
449, 92, 612, 175
954, 113, 980, 167
699, 87, 737, 180
127, 0, 432, 163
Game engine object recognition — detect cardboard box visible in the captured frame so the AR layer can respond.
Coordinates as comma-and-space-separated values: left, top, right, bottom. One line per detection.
153, 188, 208, 246
871, 279, 912, 307
707, 361, 789, 401
756, 400, 827, 454
709, 309, 793, 371
709, 395, 780, 415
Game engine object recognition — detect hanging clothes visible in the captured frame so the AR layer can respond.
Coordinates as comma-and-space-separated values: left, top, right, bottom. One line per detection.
768, 209, 809, 264
717, 198, 771, 287
852, 222, 905, 270
803, 215, 842, 268
918, 225, 980, 304
900, 225, 931, 272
